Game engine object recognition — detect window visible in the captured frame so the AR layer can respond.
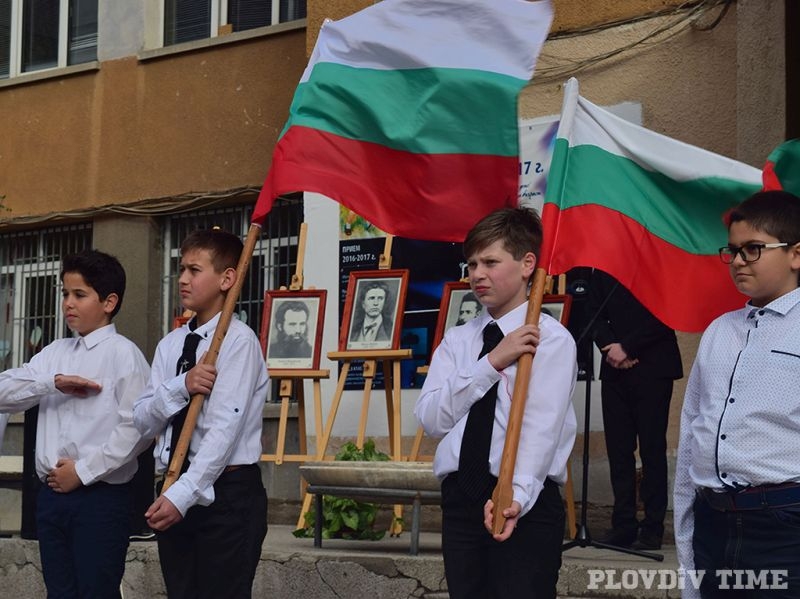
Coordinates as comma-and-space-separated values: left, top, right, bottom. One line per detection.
1, 0, 10, 78
163, 0, 306, 47
0, 224, 91, 369
161, 197, 303, 337
0, 0, 97, 80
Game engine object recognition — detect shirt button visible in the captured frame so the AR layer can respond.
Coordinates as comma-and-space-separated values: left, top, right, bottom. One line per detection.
721, 472, 728, 478
720, 434, 727, 440
729, 398, 735, 403
758, 310, 765, 316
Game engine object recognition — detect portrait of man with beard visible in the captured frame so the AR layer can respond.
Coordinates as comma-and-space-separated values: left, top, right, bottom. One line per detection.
269, 300, 313, 360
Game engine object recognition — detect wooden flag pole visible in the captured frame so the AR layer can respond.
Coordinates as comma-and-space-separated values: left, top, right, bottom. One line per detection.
161, 223, 262, 493
490, 266, 547, 534
289, 223, 308, 290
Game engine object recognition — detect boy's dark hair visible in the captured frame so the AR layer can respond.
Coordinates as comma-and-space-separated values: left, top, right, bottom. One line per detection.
180, 229, 243, 272
728, 190, 800, 243
60, 250, 126, 319
463, 207, 543, 260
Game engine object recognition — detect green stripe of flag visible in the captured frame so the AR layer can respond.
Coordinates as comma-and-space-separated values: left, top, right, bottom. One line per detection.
283, 63, 527, 156
546, 141, 761, 255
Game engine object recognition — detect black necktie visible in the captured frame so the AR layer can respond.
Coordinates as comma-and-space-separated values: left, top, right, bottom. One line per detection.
169, 331, 202, 463
458, 322, 504, 502
362, 322, 377, 339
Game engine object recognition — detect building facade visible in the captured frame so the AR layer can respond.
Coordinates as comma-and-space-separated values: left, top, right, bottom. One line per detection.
1, 0, 796, 521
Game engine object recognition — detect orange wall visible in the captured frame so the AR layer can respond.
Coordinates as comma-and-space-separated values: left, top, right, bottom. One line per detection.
306, 0, 692, 54
0, 29, 307, 217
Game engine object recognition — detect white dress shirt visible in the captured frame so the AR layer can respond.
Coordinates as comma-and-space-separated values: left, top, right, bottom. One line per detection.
0, 324, 151, 485
414, 301, 577, 517
674, 286, 800, 577
133, 313, 269, 516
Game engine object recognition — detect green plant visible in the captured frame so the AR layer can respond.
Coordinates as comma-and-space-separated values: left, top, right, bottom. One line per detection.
334, 438, 390, 463
294, 439, 391, 540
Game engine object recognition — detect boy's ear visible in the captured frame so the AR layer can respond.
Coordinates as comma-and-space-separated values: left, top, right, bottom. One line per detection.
790, 242, 800, 271
102, 293, 119, 315
522, 251, 537, 277
220, 267, 238, 291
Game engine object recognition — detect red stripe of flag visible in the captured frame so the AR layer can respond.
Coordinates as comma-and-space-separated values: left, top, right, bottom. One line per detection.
253, 126, 517, 241
543, 203, 745, 332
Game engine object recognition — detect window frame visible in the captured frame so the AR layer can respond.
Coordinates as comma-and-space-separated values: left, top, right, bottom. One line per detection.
160, 198, 303, 338
1, 0, 97, 80
157, 0, 294, 48
0, 223, 92, 369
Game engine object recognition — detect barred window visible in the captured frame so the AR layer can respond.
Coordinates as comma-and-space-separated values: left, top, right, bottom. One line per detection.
0, 223, 92, 369
161, 197, 303, 337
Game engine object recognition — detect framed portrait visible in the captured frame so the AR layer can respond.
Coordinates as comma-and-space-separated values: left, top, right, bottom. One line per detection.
431, 286, 574, 350
432, 282, 484, 349
541, 293, 572, 326
260, 290, 327, 370
340, 269, 409, 351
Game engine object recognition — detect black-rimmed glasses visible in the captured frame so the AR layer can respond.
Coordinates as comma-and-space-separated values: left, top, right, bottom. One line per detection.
719, 241, 799, 264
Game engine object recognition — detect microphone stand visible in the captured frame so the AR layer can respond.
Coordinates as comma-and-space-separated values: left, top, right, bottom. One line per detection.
561, 273, 663, 561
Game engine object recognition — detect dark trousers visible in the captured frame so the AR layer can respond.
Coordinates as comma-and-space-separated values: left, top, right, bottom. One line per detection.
693, 495, 800, 598
37, 481, 132, 599
601, 376, 672, 536
441, 475, 564, 599
156, 464, 267, 599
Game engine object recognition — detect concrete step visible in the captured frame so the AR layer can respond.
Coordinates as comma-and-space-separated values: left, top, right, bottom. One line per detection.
0, 524, 682, 599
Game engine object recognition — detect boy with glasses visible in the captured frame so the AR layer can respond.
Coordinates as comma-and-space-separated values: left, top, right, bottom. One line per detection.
675, 190, 800, 597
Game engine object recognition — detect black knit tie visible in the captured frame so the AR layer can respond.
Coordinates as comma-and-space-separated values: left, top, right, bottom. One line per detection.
169, 331, 202, 462
458, 322, 504, 502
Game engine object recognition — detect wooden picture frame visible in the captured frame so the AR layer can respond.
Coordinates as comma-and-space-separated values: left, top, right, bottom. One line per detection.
260, 290, 327, 370
540, 293, 572, 326
432, 285, 573, 350
340, 269, 409, 351
432, 282, 484, 349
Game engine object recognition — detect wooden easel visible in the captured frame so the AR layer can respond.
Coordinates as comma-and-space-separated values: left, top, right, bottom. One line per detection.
260, 223, 330, 466
260, 369, 329, 464
296, 235, 412, 533
408, 273, 577, 538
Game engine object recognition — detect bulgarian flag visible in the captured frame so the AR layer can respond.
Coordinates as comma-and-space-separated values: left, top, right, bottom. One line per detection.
541, 78, 762, 333
252, 0, 554, 241
762, 139, 800, 194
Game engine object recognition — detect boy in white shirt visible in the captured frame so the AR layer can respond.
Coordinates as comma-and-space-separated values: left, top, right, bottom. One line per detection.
0, 249, 151, 597
134, 229, 268, 599
675, 190, 800, 597
415, 208, 577, 599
